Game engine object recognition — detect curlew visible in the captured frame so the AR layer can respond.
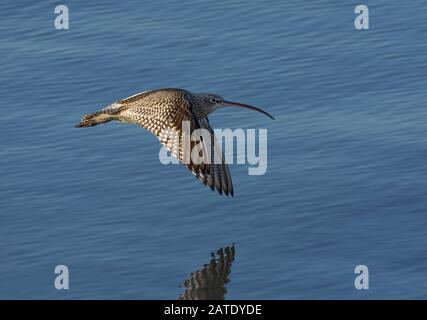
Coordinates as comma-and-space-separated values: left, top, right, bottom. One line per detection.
75, 88, 274, 196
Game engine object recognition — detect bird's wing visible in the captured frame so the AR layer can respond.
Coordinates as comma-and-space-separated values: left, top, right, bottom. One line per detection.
117, 89, 233, 196
190, 118, 234, 196
118, 89, 194, 161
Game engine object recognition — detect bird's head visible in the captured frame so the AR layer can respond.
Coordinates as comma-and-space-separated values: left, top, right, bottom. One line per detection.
196, 93, 275, 120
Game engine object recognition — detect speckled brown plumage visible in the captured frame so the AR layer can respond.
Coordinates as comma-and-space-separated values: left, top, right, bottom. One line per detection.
76, 88, 274, 196
75, 88, 234, 196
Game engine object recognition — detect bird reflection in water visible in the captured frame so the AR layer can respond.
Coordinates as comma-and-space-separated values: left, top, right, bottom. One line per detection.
178, 245, 235, 300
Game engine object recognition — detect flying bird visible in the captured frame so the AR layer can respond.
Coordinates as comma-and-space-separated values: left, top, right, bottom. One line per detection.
75, 88, 274, 196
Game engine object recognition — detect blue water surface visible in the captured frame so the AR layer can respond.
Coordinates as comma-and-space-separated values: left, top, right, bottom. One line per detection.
0, 0, 426, 299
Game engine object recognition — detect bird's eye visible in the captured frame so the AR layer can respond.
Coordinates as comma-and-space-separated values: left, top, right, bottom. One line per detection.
210, 98, 218, 103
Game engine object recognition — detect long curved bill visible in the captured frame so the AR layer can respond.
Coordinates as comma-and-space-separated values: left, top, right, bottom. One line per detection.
223, 100, 275, 120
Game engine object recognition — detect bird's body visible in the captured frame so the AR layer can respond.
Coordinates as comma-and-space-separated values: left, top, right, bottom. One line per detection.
75, 88, 273, 196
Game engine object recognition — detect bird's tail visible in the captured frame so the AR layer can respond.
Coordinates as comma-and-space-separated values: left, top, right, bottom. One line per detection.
74, 111, 115, 128
75, 102, 127, 128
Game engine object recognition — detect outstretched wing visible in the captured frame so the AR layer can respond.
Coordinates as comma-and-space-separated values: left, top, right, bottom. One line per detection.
189, 118, 233, 196
117, 89, 234, 196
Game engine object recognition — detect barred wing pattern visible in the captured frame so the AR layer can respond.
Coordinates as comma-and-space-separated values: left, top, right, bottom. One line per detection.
117, 89, 233, 196
195, 118, 233, 196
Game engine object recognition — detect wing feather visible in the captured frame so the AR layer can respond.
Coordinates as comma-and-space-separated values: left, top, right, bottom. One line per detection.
116, 89, 234, 196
